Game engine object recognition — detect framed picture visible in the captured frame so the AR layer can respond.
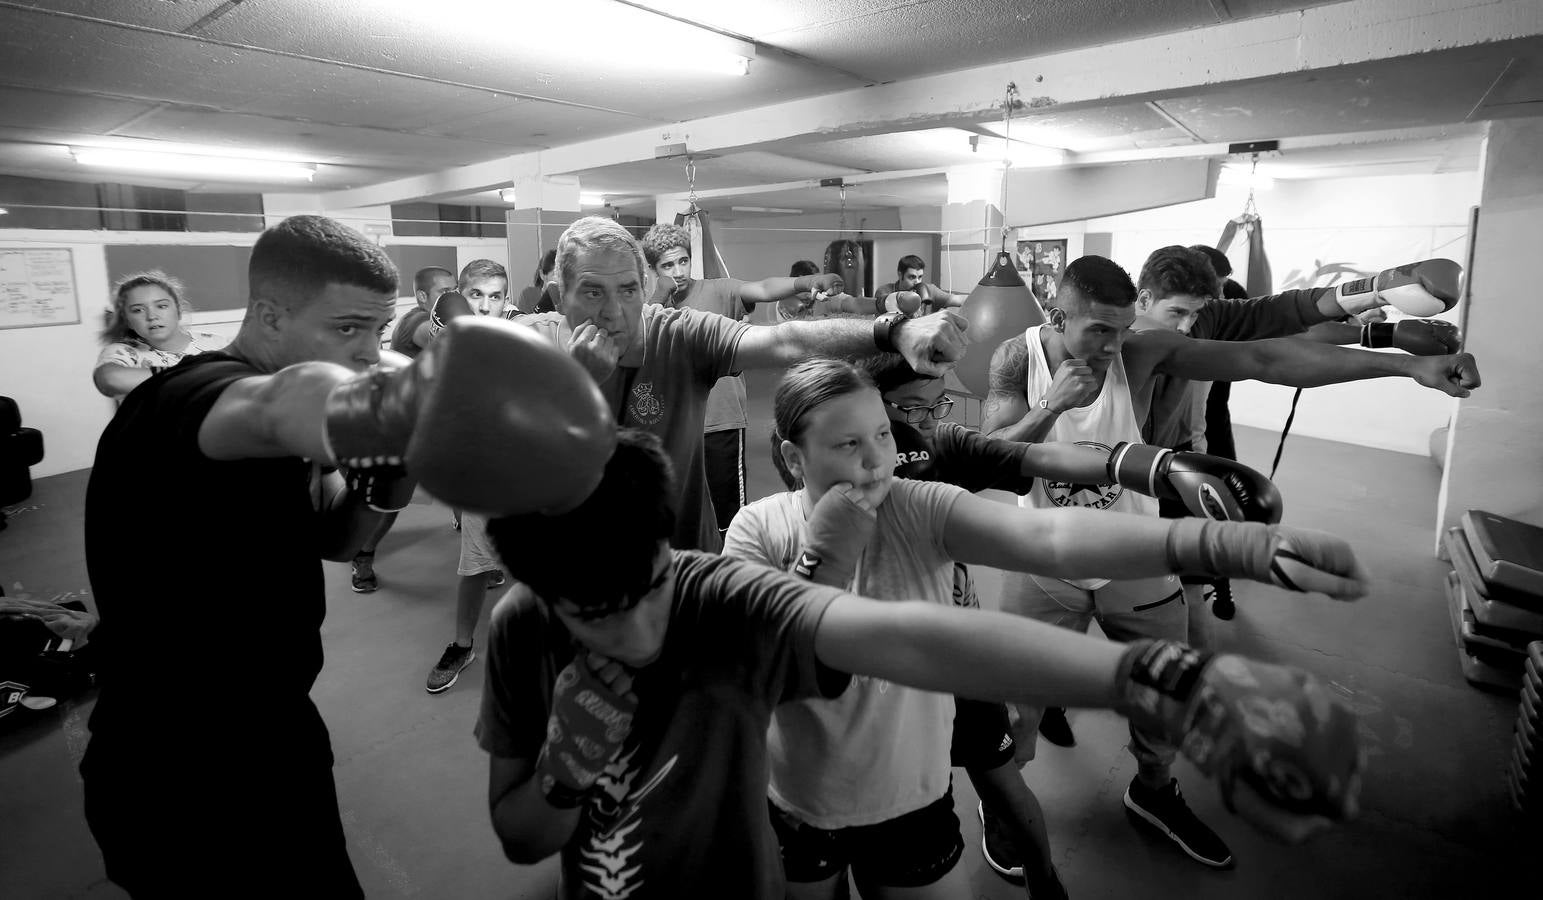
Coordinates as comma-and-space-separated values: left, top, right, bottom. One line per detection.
1015, 238, 1067, 306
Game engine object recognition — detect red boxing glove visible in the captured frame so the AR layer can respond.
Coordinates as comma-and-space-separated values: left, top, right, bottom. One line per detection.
324, 317, 616, 515
538, 653, 639, 805
1361, 319, 1460, 356
1115, 640, 1364, 841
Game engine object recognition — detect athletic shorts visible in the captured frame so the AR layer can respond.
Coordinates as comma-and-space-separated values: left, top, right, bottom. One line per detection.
769, 786, 964, 890
949, 698, 1016, 771
457, 512, 500, 576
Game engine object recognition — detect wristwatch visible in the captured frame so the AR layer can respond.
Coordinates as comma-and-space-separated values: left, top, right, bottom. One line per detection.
1037, 397, 1056, 413
873, 310, 906, 353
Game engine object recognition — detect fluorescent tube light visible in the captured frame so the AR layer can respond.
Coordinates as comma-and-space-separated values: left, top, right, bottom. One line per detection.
732, 206, 804, 214
72, 148, 316, 181
580, 193, 609, 206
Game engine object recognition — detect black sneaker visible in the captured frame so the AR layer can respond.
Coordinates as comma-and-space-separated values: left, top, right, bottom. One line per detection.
350, 552, 378, 593
1039, 707, 1076, 748
1123, 778, 1234, 868
977, 801, 1024, 883
486, 570, 506, 590
426, 642, 475, 694
1209, 578, 1236, 620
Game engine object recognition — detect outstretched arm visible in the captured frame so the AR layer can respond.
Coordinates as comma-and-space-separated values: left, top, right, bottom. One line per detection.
1132, 329, 1481, 397
92, 363, 156, 399
732, 309, 968, 377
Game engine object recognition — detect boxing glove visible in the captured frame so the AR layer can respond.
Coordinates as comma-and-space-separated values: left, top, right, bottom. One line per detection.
1334, 259, 1461, 318
1361, 319, 1460, 356
1114, 639, 1363, 833
1108, 442, 1283, 524
792, 485, 877, 588
537, 654, 638, 806
891, 291, 924, 317
333, 349, 418, 511
427, 290, 475, 339
324, 316, 616, 516
1165, 518, 1367, 600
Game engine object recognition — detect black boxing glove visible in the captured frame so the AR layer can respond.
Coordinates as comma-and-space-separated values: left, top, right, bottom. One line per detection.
1361, 319, 1460, 356
428, 290, 475, 339
1108, 442, 1283, 524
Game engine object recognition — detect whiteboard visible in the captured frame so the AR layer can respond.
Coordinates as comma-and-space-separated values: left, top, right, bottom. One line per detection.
0, 248, 80, 329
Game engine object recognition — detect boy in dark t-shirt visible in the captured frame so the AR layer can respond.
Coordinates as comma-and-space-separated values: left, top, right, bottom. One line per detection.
474, 430, 1368, 900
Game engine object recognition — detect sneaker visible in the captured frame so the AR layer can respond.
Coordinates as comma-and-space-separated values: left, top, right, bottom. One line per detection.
350, 552, 378, 593
977, 801, 1024, 882
486, 570, 506, 590
1123, 778, 1234, 868
1209, 578, 1236, 621
426, 642, 476, 694
1039, 707, 1076, 748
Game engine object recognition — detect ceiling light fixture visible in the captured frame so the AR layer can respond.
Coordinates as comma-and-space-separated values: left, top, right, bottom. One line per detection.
580, 193, 609, 206
499, 188, 517, 204
731, 206, 804, 214
71, 148, 316, 181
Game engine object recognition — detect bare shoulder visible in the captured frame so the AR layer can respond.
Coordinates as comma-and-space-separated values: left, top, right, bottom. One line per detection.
988, 333, 1030, 389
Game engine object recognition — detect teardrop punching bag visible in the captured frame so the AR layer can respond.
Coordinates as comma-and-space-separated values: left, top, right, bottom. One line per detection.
956, 250, 1045, 396
823, 239, 866, 298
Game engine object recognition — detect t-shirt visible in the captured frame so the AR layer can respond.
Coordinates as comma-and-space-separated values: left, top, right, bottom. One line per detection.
389, 307, 430, 358
723, 479, 965, 828
1143, 288, 1327, 447
896, 421, 1035, 495
672, 278, 751, 434
95, 332, 217, 371
84, 352, 332, 771
513, 305, 747, 552
474, 551, 849, 900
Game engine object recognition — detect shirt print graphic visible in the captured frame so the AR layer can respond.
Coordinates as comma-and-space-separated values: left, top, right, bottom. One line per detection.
576, 747, 678, 899
627, 382, 664, 426
1039, 440, 1125, 510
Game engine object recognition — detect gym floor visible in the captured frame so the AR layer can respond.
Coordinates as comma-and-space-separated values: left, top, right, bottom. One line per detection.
1, 371, 1531, 898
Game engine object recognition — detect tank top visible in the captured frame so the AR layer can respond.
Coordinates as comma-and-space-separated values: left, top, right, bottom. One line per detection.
1018, 325, 1158, 589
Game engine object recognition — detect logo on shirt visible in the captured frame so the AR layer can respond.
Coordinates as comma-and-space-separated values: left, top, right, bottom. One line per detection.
627, 382, 663, 426
1040, 441, 1125, 510
0, 681, 28, 720
575, 747, 679, 900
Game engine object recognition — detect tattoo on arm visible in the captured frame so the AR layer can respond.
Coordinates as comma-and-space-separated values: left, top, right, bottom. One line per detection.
982, 336, 1029, 430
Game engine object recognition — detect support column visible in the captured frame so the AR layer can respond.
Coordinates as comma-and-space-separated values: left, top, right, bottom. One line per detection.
1437, 118, 1543, 544
941, 166, 1005, 288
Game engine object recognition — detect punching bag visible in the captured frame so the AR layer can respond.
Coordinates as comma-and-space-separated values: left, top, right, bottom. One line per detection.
675, 208, 729, 279
956, 250, 1044, 396
823, 239, 866, 297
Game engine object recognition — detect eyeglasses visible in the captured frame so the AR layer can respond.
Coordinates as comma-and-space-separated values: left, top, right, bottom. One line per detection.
885, 396, 954, 425
557, 562, 671, 623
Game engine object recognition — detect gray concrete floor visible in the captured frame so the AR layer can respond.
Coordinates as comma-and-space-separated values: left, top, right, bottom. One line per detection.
0, 371, 1533, 898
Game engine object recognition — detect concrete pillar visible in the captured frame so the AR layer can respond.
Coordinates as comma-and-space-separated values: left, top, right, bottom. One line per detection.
942, 166, 1006, 288
1436, 118, 1543, 544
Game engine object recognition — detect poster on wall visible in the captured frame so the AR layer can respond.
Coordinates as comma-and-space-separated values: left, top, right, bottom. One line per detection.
1015, 238, 1067, 306
0, 248, 80, 330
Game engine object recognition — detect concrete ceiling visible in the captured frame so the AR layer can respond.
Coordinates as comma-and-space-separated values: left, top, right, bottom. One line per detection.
0, 0, 1537, 216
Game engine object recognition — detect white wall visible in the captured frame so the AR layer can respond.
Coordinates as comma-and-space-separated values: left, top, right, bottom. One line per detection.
1083, 171, 1480, 456
0, 229, 512, 478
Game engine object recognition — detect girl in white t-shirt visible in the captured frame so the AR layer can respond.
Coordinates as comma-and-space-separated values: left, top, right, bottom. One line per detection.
93, 270, 218, 400
723, 358, 1093, 900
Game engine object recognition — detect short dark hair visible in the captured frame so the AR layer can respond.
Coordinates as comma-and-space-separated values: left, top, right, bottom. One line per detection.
1189, 244, 1233, 278
1058, 255, 1136, 310
789, 259, 820, 278
897, 254, 926, 275
858, 352, 930, 396
1138, 246, 1217, 301
248, 215, 397, 309
413, 266, 454, 295
534, 249, 557, 286
770, 358, 877, 490
1221, 278, 1249, 300
486, 430, 674, 616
